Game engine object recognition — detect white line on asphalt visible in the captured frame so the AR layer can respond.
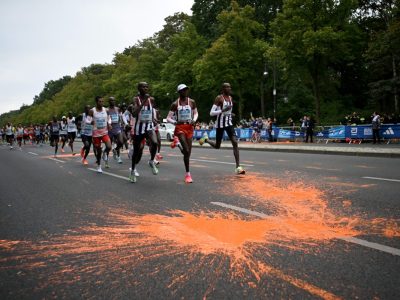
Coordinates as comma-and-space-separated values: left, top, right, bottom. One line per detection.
28, 152, 38, 156
211, 201, 400, 257
191, 159, 254, 167
362, 176, 400, 183
48, 157, 66, 163
88, 168, 129, 181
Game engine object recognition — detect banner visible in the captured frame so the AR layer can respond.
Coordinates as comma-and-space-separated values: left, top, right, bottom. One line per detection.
193, 124, 400, 141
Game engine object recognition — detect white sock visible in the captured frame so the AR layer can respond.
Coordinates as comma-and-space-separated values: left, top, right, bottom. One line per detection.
186, 172, 191, 176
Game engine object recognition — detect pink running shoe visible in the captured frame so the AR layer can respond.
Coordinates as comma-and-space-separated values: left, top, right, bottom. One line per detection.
185, 174, 193, 183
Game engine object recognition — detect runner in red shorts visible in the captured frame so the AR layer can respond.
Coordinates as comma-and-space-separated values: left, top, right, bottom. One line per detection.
89, 96, 112, 173
166, 84, 198, 183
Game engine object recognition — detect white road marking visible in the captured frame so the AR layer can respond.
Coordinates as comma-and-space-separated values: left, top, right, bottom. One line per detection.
88, 168, 129, 181
48, 157, 66, 163
211, 201, 400, 257
190, 158, 254, 167
362, 176, 400, 183
28, 152, 38, 156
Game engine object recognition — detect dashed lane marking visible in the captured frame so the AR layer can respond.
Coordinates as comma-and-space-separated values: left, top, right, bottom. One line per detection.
211, 201, 400, 257
88, 168, 130, 181
362, 176, 400, 183
28, 152, 38, 156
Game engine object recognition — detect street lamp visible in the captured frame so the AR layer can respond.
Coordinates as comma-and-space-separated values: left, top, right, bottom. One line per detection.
260, 63, 268, 118
273, 60, 277, 121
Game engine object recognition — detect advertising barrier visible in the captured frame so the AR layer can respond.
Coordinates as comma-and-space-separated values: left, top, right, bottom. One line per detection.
193, 124, 400, 141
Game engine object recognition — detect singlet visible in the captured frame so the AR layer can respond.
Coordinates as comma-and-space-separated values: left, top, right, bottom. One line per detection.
67, 117, 77, 133
17, 127, 24, 137
176, 98, 193, 123
50, 122, 60, 135
92, 107, 109, 137
81, 113, 93, 137
108, 107, 121, 134
215, 95, 233, 129
35, 127, 40, 136
5, 126, 13, 135
60, 122, 68, 135
134, 96, 154, 135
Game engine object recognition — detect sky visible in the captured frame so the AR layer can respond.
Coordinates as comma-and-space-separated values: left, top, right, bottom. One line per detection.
0, 0, 194, 114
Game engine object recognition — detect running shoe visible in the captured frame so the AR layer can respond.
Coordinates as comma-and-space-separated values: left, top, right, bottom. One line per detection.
117, 156, 123, 164
129, 170, 137, 183
148, 160, 159, 175
80, 147, 84, 157
185, 174, 193, 183
154, 159, 160, 165
105, 160, 109, 168
82, 159, 89, 165
170, 136, 180, 149
199, 133, 208, 146
102, 151, 107, 161
235, 166, 246, 175
9, 146, 13, 150
129, 167, 140, 177
156, 153, 163, 160
61, 148, 65, 153
72, 152, 77, 156
97, 165, 103, 173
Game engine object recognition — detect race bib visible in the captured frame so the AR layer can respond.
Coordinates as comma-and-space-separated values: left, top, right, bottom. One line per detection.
139, 110, 152, 122
110, 113, 119, 123
52, 125, 59, 132
96, 118, 106, 129
82, 124, 93, 135
178, 109, 191, 121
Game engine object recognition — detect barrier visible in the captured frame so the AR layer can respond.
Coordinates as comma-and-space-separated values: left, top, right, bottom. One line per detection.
193, 124, 400, 141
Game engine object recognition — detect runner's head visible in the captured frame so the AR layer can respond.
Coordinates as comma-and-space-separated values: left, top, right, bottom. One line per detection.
84, 105, 91, 114
177, 84, 189, 98
68, 111, 73, 118
222, 83, 231, 95
108, 96, 116, 107
95, 96, 104, 108
137, 82, 149, 95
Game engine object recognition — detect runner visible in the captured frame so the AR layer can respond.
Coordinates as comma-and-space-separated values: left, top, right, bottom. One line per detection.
120, 102, 130, 151
129, 82, 159, 183
5, 122, 14, 149
16, 124, 24, 150
49, 116, 60, 157
90, 96, 112, 173
67, 112, 77, 155
199, 82, 245, 174
107, 97, 124, 164
59, 117, 68, 152
80, 105, 93, 165
23, 126, 29, 145
34, 124, 41, 145
167, 84, 198, 183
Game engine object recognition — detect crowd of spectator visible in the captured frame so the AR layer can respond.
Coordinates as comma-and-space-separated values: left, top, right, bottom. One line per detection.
342, 112, 399, 125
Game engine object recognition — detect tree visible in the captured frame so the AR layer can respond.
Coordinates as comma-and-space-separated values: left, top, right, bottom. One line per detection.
270, 0, 360, 123
193, 1, 267, 119
33, 76, 72, 105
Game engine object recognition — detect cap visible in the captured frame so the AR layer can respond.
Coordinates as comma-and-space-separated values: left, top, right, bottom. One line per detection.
177, 84, 188, 92
62, 116, 66, 119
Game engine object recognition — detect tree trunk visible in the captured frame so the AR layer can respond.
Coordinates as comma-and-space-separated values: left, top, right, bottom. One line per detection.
237, 88, 244, 121
393, 54, 398, 114
311, 67, 321, 124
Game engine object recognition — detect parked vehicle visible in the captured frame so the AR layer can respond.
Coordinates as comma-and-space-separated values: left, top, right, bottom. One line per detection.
158, 123, 175, 141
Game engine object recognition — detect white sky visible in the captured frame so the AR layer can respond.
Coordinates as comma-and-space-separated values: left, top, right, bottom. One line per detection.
0, 0, 194, 114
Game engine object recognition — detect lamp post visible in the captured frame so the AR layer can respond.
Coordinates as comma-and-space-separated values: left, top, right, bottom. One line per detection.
273, 60, 277, 121
260, 63, 268, 118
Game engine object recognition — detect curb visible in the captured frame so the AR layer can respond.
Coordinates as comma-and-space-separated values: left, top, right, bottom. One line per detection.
160, 141, 400, 158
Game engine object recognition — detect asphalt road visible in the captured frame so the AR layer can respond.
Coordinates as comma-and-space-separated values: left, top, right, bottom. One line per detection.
0, 141, 399, 299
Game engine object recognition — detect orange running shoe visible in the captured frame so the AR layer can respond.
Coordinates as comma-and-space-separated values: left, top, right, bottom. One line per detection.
82, 159, 89, 165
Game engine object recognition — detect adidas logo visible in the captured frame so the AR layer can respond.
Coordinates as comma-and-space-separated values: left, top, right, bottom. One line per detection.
383, 127, 394, 135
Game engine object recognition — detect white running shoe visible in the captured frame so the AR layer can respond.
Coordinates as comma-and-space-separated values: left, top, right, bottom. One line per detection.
97, 165, 103, 173
129, 167, 140, 177
117, 156, 123, 164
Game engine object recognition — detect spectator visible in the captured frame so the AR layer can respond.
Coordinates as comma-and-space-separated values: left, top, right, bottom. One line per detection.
300, 116, 307, 142
266, 118, 273, 142
305, 116, 314, 143
371, 112, 381, 144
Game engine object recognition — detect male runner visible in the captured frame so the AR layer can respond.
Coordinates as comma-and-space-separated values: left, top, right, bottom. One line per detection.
49, 116, 60, 157
107, 97, 124, 164
199, 83, 245, 174
167, 84, 198, 183
129, 82, 159, 183
67, 112, 77, 155
80, 105, 93, 165
16, 124, 24, 150
90, 96, 112, 173
60, 117, 68, 152
5, 123, 14, 149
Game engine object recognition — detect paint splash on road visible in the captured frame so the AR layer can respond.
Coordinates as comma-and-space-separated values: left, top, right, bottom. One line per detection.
0, 173, 398, 299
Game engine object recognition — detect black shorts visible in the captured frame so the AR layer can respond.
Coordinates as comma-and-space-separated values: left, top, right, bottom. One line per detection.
50, 134, 59, 143
17, 136, 23, 141
68, 132, 76, 141
215, 126, 236, 142
6, 134, 14, 142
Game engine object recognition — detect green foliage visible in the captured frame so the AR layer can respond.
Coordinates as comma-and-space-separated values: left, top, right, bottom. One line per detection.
2, 1, 399, 126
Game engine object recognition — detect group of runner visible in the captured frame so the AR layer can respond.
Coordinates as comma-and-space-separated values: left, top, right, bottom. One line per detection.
2, 82, 246, 183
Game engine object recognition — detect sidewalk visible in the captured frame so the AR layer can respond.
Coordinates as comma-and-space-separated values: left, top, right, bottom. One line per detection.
161, 140, 400, 158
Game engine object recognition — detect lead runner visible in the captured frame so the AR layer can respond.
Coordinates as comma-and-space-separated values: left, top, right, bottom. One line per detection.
199, 82, 245, 175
